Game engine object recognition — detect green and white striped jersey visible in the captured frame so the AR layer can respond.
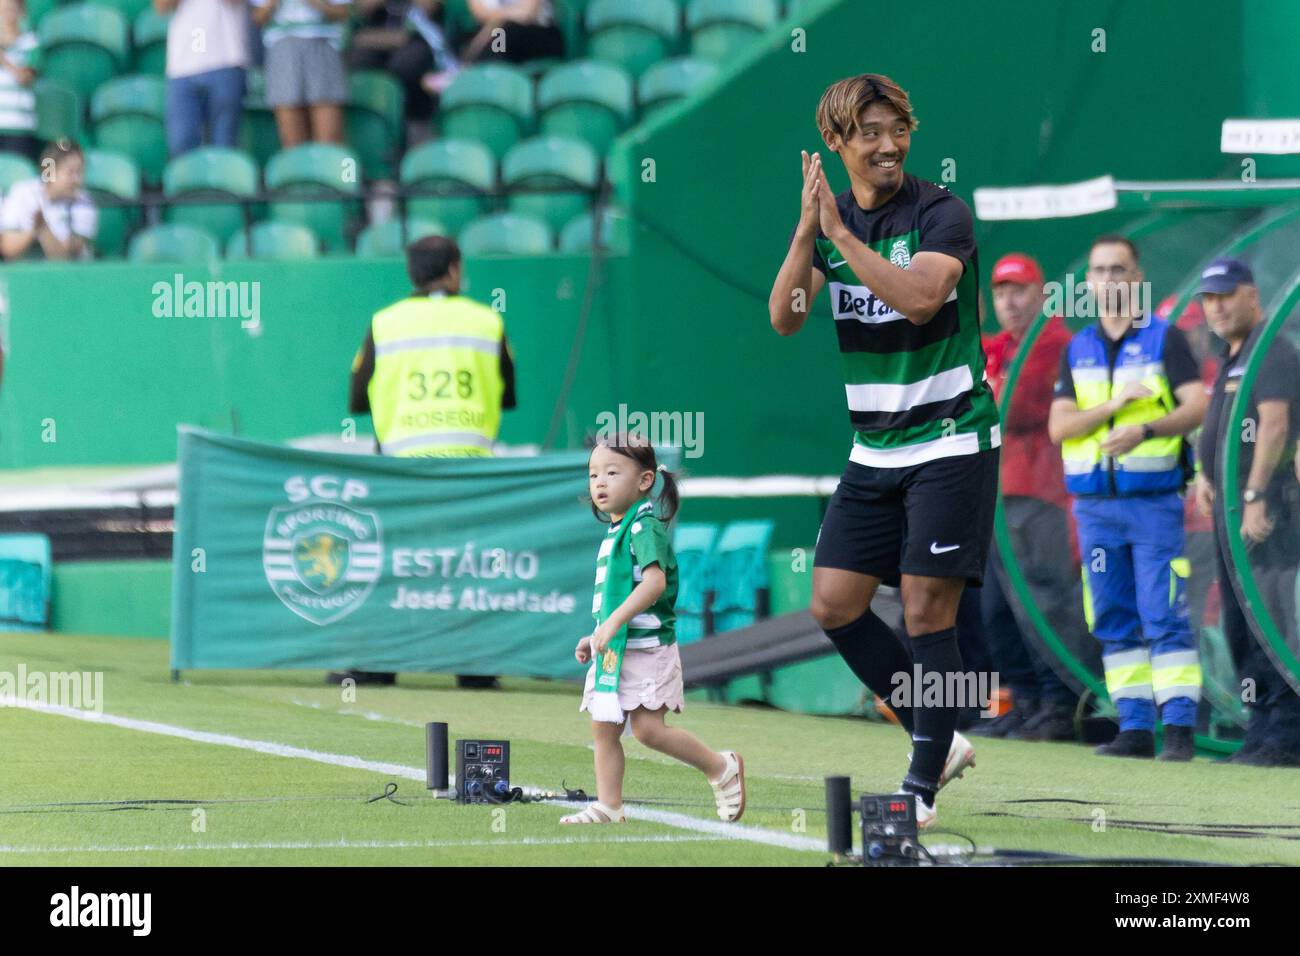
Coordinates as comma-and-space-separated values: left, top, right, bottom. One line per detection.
592, 501, 678, 648
808, 174, 1000, 468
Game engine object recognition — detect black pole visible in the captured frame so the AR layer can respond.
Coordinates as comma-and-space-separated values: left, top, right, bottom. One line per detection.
825, 776, 852, 857
426, 722, 448, 791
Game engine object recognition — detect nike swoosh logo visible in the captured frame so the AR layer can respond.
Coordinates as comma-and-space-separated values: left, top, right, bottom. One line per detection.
930, 542, 960, 554
827, 258, 847, 269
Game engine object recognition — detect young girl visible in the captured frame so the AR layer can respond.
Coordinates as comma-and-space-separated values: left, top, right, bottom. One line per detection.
561, 435, 745, 825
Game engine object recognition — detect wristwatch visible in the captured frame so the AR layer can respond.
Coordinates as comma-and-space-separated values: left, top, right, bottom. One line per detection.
1141, 423, 1156, 442
1243, 488, 1264, 504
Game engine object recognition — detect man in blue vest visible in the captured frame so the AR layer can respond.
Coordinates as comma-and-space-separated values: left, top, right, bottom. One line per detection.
1048, 235, 1207, 760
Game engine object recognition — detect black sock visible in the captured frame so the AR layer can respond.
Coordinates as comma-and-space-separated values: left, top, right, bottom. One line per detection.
823, 608, 914, 735
902, 627, 963, 806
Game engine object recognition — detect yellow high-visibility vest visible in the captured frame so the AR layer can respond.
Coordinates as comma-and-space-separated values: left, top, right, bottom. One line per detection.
368, 293, 504, 457
1061, 319, 1185, 495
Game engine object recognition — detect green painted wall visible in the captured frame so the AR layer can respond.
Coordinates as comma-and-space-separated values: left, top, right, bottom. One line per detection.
0, 255, 625, 468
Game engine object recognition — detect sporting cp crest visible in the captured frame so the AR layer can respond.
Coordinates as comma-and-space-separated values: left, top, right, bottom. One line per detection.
890, 239, 911, 269
263, 501, 383, 625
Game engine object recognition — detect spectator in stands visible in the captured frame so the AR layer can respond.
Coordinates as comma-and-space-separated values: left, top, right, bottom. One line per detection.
0, 0, 39, 160
1196, 257, 1300, 766
0, 139, 97, 260
348, 0, 457, 123
459, 0, 563, 65
976, 253, 1083, 741
158, 0, 250, 156
252, 0, 352, 147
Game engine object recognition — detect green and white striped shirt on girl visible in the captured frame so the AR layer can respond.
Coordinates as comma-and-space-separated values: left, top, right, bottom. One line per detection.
592, 499, 678, 648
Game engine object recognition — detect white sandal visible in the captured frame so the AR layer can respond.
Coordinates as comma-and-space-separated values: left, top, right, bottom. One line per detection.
709, 751, 746, 822
559, 801, 626, 824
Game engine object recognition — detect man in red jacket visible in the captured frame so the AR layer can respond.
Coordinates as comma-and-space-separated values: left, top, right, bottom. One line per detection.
976, 253, 1088, 740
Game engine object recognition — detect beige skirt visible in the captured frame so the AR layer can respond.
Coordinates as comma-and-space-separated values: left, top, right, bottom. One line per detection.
580, 643, 684, 716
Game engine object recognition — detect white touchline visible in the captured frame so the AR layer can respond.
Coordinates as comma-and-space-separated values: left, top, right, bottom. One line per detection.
6, 695, 825, 853
0, 835, 722, 854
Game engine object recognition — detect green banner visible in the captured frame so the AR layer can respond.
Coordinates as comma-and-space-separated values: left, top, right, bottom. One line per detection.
170, 428, 596, 675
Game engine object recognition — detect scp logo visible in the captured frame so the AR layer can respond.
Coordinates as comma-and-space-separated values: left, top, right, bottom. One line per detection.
284, 474, 369, 503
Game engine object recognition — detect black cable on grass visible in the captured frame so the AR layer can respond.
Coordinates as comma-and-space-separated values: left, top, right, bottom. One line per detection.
365, 782, 410, 806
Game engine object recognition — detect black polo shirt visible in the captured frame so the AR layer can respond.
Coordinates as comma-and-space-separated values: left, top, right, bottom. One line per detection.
1199, 322, 1300, 494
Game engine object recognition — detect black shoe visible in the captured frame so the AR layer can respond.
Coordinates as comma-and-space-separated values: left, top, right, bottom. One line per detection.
1011, 702, 1076, 742
970, 697, 1039, 738
456, 675, 501, 689
1158, 725, 1194, 762
1094, 729, 1155, 758
1232, 744, 1300, 767
326, 670, 396, 686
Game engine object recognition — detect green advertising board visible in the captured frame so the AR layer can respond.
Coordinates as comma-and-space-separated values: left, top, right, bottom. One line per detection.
170, 427, 599, 676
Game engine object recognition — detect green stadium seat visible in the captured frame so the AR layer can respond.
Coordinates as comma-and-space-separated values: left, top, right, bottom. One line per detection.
686, 0, 777, 61
439, 64, 533, 161
673, 522, 719, 644
127, 222, 220, 262
0, 533, 52, 631
226, 221, 320, 260
34, 78, 85, 141
132, 7, 169, 74
710, 519, 773, 633
84, 148, 140, 258
458, 212, 553, 256
637, 56, 717, 117
585, 0, 680, 78
0, 151, 37, 191
264, 142, 362, 253
554, 0, 583, 59
502, 135, 599, 235
559, 206, 630, 253
399, 137, 495, 238
239, 70, 279, 169
163, 146, 260, 245
38, 3, 130, 102
537, 60, 632, 154
25, 0, 58, 31
440, 0, 478, 47
355, 217, 447, 257
91, 74, 167, 186
346, 70, 404, 180
108, 0, 151, 26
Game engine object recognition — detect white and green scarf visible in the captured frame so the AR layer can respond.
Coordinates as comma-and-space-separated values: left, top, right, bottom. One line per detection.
589, 498, 655, 724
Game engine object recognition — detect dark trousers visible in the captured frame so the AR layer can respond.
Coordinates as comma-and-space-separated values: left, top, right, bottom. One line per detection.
1213, 510, 1300, 744
346, 37, 437, 120
980, 496, 1082, 707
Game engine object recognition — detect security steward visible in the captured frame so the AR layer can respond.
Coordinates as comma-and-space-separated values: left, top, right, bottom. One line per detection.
1195, 257, 1300, 766
1048, 235, 1207, 761
337, 234, 517, 688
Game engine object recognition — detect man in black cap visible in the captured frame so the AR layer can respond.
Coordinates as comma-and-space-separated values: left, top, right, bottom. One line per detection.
1195, 256, 1300, 765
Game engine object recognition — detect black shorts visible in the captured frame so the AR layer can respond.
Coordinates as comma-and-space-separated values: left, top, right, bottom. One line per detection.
814, 447, 1000, 587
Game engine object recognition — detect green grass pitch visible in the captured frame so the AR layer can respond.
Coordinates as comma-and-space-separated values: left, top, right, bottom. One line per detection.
2, 633, 1298, 866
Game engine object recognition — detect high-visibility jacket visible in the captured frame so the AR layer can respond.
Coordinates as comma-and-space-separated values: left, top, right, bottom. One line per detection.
367, 293, 504, 457
1061, 319, 1186, 496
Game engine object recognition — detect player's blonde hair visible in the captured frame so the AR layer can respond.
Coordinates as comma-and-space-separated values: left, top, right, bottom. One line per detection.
815, 73, 917, 145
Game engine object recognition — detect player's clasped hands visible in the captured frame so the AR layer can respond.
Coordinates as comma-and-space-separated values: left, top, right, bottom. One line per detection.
798, 149, 822, 235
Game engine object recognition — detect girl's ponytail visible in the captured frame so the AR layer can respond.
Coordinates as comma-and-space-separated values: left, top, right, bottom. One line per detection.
654, 463, 680, 524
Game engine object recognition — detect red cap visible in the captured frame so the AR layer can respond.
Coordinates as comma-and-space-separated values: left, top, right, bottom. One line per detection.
991, 253, 1044, 287
1175, 297, 1206, 331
